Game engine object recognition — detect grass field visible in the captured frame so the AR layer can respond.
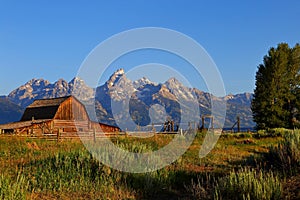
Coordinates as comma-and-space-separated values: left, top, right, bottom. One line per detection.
0, 129, 299, 199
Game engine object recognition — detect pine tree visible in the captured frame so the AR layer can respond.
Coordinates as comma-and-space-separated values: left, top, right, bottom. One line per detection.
252, 43, 300, 129
289, 44, 300, 127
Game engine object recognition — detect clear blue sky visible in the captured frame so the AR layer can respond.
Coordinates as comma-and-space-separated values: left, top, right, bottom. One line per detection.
0, 0, 299, 95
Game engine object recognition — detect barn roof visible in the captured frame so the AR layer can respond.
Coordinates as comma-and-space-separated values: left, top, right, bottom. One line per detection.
20, 96, 72, 121
0, 119, 51, 129
27, 96, 71, 108
90, 120, 120, 129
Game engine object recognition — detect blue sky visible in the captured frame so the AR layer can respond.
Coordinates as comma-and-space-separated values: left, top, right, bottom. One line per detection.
0, 0, 299, 95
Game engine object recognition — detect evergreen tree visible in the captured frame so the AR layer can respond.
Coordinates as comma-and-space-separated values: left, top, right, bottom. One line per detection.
252, 43, 300, 129
289, 44, 300, 127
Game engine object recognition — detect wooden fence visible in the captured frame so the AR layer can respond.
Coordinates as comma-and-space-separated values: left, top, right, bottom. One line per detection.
0, 130, 125, 142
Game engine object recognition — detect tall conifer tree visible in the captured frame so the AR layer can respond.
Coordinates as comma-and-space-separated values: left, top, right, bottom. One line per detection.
252, 43, 300, 129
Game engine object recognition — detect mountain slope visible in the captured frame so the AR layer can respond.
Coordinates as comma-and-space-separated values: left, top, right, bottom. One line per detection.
224, 93, 254, 128
0, 96, 24, 124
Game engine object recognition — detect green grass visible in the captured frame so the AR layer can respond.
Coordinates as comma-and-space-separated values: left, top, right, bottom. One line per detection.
0, 173, 28, 200
0, 130, 298, 199
215, 168, 282, 200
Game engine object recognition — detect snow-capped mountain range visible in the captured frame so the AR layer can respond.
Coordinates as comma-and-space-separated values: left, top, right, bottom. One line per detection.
1, 69, 254, 128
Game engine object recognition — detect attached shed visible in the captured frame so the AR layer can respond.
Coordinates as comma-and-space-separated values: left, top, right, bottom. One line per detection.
0, 96, 120, 135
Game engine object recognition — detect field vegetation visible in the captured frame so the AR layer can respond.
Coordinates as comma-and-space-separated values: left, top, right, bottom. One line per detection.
0, 129, 299, 199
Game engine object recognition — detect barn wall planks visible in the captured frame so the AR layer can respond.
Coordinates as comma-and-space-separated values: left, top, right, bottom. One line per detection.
54, 97, 89, 121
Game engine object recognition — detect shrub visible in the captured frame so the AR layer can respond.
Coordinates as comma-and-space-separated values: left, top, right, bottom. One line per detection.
184, 177, 209, 199
238, 132, 252, 138
214, 168, 282, 200
253, 128, 292, 139
184, 173, 217, 200
265, 129, 300, 176
221, 132, 252, 139
253, 130, 267, 139
268, 128, 292, 137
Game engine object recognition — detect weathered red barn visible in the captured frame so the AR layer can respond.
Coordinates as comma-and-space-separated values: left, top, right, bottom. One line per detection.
0, 96, 120, 135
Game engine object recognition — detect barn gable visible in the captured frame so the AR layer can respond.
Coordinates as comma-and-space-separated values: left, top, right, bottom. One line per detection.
54, 96, 89, 121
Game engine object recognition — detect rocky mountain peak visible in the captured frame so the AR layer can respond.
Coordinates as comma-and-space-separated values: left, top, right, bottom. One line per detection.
69, 77, 90, 91
133, 77, 155, 88
115, 68, 125, 75
165, 77, 181, 85
243, 92, 253, 100
69, 77, 84, 85
28, 78, 49, 85
8, 78, 50, 107
69, 77, 94, 101
226, 92, 253, 106
224, 93, 234, 100
150, 84, 176, 101
106, 68, 126, 88
54, 79, 68, 87
164, 77, 195, 100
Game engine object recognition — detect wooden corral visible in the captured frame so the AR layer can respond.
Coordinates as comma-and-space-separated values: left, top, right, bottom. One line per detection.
0, 96, 120, 136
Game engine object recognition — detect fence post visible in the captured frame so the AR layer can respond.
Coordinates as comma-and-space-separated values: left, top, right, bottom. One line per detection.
93, 128, 96, 143
42, 122, 45, 135
57, 128, 60, 143
31, 125, 34, 136
237, 116, 240, 133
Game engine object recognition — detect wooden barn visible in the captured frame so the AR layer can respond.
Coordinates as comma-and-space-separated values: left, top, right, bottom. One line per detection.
0, 96, 120, 135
